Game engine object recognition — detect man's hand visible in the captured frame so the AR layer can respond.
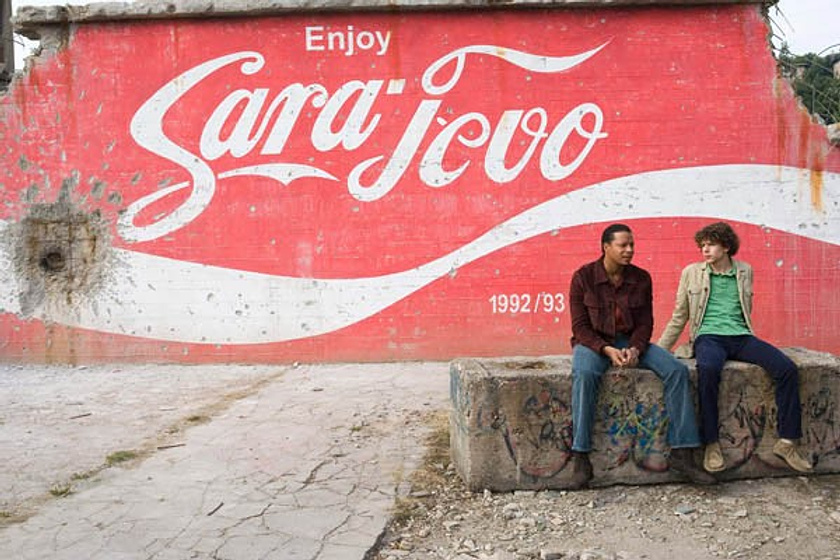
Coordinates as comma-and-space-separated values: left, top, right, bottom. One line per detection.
603, 346, 640, 368
623, 346, 640, 368
603, 346, 627, 367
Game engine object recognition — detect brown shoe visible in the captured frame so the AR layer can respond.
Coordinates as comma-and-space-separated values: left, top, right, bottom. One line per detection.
772, 439, 813, 472
669, 448, 718, 485
567, 452, 593, 490
703, 442, 726, 473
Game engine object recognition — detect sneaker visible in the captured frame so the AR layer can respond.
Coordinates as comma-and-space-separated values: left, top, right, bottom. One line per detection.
703, 442, 726, 473
567, 452, 593, 490
669, 448, 718, 485
772, 439, 813, 472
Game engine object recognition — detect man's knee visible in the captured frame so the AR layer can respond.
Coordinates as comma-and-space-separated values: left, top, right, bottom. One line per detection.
762, 347, 799, 382
777, 360, 799, 383
655, 357, 689, 383
572, 347, 605, 384
573, 366, 601, 386
674, 360, 690, 376
696, 365, 721, 389
695, 358, 722, 379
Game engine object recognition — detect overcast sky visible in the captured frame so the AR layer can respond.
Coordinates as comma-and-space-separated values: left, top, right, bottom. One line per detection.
10, 0, 840, 67
771, 0, 839, 54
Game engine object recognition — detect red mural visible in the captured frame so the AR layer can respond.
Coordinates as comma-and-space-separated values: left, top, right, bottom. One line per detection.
0, 5, 838, 363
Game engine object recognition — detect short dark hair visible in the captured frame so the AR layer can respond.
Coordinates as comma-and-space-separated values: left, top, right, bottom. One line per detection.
601, 223, 632, 254
694, 222, 740, 257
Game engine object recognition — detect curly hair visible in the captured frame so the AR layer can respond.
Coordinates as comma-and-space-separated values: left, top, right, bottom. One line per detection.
694, 222, 739, 257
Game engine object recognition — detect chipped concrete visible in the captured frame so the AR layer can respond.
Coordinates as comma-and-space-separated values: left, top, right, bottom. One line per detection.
11, 0, 767, 37
12, 0, 765, 19
829, 123, 840, 146
9, 188, 111, 318
0, 361, 450, 559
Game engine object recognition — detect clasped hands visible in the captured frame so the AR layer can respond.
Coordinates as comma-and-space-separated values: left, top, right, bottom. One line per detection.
603, 345, 640, 368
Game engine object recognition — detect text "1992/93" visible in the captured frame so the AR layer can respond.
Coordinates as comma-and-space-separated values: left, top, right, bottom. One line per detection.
489, 293, 566, 314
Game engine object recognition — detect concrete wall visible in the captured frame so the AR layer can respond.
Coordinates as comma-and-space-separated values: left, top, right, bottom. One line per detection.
0, 1, 838, 363
450, 349, 840, 490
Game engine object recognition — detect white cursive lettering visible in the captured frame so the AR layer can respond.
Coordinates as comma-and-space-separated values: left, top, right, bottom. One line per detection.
121, 42, 610, 242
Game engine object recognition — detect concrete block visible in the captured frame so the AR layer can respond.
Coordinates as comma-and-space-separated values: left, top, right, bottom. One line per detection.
450, 348, 840, 491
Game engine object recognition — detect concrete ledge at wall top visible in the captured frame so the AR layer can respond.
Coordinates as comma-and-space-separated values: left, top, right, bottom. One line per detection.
449, 348, 840, 492
13, 0, 769, 33
829, 123, 840, 145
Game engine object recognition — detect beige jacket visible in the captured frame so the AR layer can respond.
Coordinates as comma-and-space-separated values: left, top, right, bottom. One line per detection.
657, 259, 754, 358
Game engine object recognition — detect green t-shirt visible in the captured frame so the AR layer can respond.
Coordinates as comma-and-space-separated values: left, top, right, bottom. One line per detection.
697, 269, 752, 337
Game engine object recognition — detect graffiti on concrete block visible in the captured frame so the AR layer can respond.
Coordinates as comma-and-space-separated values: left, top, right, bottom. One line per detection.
493, 370, 840, 480
805, 382, 840, 463
496, 373, 677, 480
716, 382, 768, 471
703, 369, 840, 472
500, 384, 573, 479
600, 374, 670, 473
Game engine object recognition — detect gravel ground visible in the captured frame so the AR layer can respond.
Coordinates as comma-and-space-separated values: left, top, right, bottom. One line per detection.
371, 414, 840, 560
3, 364, 839, 560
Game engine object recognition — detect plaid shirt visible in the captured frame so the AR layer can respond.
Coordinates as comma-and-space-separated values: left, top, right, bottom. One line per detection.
569, 258, 654, 355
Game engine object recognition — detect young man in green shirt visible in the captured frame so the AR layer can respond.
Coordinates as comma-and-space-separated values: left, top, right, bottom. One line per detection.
658, 222, 812, 474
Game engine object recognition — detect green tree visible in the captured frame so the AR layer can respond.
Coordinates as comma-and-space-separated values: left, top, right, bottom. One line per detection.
777, 46, 840, 125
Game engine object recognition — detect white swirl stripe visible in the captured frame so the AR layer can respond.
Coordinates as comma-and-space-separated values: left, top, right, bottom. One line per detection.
220, 164, 337, 184
421, 42, 610, 95
469, 43, 610, 73
117, 164, 337, 243
1, 164, 837, 344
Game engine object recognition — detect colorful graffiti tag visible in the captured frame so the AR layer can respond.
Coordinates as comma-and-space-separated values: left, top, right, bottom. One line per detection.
0, 5, 838, 362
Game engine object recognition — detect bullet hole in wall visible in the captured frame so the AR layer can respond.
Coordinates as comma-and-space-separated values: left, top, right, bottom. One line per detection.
13, 199, 110, 315
39, 247, 67, 273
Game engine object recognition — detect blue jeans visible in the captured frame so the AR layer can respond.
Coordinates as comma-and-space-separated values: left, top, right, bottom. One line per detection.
694, 334, 802, 443
571, 335, 701, 452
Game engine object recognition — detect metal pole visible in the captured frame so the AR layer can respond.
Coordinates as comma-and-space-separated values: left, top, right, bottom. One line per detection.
1, 0, 12, 85
817, 43, 840, 56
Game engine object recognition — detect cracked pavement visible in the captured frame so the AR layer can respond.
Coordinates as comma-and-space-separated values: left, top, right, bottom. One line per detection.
0, 362, 450, 559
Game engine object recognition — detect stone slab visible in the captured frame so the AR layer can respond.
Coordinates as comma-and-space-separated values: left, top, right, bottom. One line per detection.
450, 348, 840, 491
13, 0, 767, 29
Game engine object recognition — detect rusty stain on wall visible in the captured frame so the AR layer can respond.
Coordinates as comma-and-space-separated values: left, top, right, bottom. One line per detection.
773, 77, 788, 177
811, 168, 824, 212
773, 74, 830, 213
796, 110, 824, 212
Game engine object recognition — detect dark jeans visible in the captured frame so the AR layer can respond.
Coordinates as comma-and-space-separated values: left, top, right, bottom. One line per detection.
694, 334, 802, 443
